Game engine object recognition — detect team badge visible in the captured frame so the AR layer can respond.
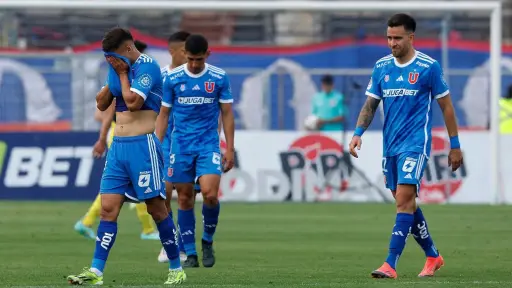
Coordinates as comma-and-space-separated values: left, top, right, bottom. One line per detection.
167, 168, 173, 177
384, 75, 389, 82
408, 72, 419, 84
180, 84, 185, 91
138, 74, 152, 88
204, 81, 215, 93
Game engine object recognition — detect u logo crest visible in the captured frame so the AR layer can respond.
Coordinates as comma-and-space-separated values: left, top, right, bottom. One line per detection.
205, 81, 215, 93
408, 72, 419, 84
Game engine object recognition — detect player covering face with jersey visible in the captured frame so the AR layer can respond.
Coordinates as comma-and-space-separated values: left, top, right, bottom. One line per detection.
67, 27, 186, 285
348, 13, 463, 279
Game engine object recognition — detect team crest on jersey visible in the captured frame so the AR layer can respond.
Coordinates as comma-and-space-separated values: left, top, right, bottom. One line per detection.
204, 81, 215, 93
138, 74, 152, 88
167, 168, 173, 177
180, 84, 186, 92
408, 72, 419, 84
384, 75, 390, 82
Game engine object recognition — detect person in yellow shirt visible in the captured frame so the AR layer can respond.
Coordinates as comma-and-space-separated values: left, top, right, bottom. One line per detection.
73, 40, 159, 240
500, 85, 512, 134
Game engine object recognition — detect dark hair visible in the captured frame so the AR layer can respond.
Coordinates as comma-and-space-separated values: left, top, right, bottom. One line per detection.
102, 27, 133, 52
185, 34, 209, 55
134, 40, 147, 53
387, 13, 416, 32
168, 31, 191, 43
321, 75, 334, 85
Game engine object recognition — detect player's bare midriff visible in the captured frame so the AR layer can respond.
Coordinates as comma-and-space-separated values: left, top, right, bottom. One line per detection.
114, 110, 157, 137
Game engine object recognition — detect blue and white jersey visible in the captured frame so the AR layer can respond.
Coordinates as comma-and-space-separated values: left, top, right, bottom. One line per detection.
160, 65, 174, 137
162, 63, 233, 154
112, 53, 163, 113
365, 50, 449, 157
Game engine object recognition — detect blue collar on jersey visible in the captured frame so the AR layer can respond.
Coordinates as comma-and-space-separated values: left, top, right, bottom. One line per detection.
104, 52, 132, 97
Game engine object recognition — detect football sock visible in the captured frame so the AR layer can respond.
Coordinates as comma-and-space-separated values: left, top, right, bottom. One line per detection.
91, 220, 117, 275
386, 213, 414, 270
156, 215, 181, 270
135, 203, 156, 235
82, 194, 101, 227
202, 202, 220, 243
178, 209, 197, 256
411, 207, 439, 257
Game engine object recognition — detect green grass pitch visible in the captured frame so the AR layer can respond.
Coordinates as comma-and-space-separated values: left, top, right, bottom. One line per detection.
1, 201, 512, 287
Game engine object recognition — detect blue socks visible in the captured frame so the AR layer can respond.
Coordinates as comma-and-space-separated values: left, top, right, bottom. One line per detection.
386, 213, 414, 269
202, 202, 220, 243
411, 207, 439, 258
91, 220, 118, 274
178, 209, 197, 256
156, 215, 181, 270
170, 211, 186, 254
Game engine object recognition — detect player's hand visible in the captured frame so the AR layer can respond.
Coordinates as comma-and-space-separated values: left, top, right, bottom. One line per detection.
448, 148, 463, 172
106, 56, 129, 75
348, 136, 362, 158
92, 140, 106, 158
222, 150, 235, 172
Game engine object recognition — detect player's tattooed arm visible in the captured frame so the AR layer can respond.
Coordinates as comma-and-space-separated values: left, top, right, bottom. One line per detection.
96, 85, 114, 111
355, 96, 381, 130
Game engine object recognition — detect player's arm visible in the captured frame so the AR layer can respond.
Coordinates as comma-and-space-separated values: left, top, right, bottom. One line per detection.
99, 100, 115, 143
96, 84, 114, 111
156, 76, 172, 142
355, 96, 381, 131
432, 62, 463, 171
155, 106, 170, 143
93, 99, 115, 158
220, 74, 235, 172
218, 115, 222, 135
349, 68, 382, 158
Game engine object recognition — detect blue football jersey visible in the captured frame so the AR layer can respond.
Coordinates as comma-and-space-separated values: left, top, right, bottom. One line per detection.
365, 50, 449, 157
162, 63, 233, 154
111, 54, 163, 113
160, 65, 174, 136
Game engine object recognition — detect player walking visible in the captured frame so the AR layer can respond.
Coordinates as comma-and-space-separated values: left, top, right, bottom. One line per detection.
157, 34, 235, 268
67, 28, 186, 285
348, 14, 463, 279
156, 30, 192, 264
74, 40, 160, 241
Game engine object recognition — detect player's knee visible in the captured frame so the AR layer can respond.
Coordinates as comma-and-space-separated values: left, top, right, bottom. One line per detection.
202, 189, 219, 206
145, 200, 168, 222
395, 185, 416, 213
177, 190, 194, 210
100, 203, 121, 221
99, 194, 123, 221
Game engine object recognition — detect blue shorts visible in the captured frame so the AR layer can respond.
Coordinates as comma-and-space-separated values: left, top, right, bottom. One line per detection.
163, 136, 202, 192
382, 152, 428, 193
168, 151, 222, 184
100, 133, 165, 202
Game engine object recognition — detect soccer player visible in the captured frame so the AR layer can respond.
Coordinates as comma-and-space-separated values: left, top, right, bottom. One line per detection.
157, 34, 235, 268
156, 30, 191, 264
74, 40, 160, 241
348, 14, 463, 279
156, 32, 225, 267
67, 28, 186, 285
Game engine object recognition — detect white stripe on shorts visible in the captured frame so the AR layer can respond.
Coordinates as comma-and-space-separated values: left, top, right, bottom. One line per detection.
147, 134, 160, 191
